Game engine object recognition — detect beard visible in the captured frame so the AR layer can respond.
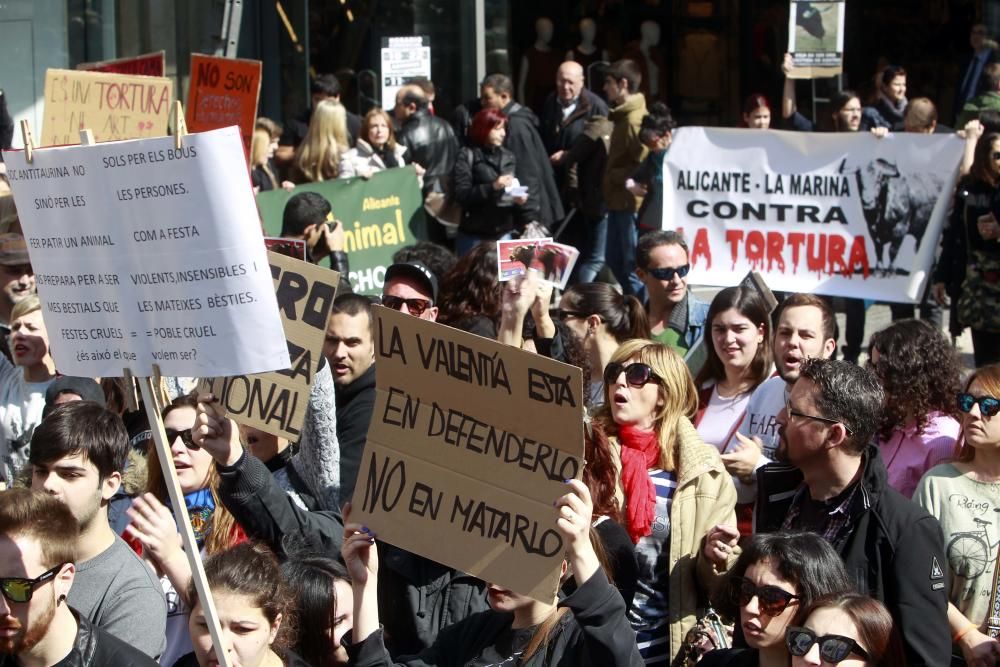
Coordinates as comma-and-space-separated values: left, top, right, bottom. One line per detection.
0, 589, 57, 655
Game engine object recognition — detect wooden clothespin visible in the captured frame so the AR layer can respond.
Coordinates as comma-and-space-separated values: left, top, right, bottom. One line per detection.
20, 120, 34, 164
173, 101, 187, 150
151, 363, 168, 414
122, 368, 139, 413
79, 129, 95, 147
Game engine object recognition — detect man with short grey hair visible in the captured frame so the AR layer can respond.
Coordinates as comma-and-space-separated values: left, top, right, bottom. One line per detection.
751, 358, 949, 665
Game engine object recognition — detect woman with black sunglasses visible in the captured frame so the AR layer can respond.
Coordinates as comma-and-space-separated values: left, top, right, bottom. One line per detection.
589, 338, 736, 663
914, 363, 1000, 666
700, 532, 852, 667
788, 592, 904, 666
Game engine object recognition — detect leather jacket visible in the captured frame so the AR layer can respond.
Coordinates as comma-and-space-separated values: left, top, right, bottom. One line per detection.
396, 108, 459, 196
0, 611, 158, 666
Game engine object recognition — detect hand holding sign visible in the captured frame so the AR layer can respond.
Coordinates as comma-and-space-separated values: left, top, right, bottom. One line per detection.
555, 479, 600, 586
193, 393, 242, 467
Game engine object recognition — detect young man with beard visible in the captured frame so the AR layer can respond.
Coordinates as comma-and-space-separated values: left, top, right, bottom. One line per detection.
0, 488, 156, 666
753, 359, 949, 666
28, 403, 166, 659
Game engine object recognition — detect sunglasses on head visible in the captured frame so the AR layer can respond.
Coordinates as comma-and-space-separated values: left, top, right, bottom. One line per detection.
645, 264, 690, 281
381, 295, 433, 316
729, 576, 801, 616
958, 392, 1000, 417
1, 563, 65, 604
786, 626, 872, 664
165, 427, 199, 450
603, 362, 661, 388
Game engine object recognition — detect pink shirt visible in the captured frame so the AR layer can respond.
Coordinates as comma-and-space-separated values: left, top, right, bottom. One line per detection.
878, 411, 961, 498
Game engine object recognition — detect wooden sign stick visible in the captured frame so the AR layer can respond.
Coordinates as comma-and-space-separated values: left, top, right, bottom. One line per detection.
173, 101, 187, 150
19, 120, 34, 164
76, 128, 231, 667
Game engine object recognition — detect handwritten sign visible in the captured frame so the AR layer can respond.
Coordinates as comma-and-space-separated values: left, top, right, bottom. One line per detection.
2, 127, 289, 378
201, 253, 338, 441
78, 51, 166, 77
41, 69, 173, 146
187, 55, 262, 158
351, 307, 584, 601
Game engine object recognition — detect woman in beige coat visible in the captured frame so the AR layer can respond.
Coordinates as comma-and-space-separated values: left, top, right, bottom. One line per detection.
592, 338, 737, 664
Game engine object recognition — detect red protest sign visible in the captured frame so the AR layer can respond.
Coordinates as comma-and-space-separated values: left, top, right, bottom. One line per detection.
78, 51, 166, 77
186, 54, 262, 160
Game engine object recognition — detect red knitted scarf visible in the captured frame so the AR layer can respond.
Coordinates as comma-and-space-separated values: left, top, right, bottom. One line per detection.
619, 424, 660, 544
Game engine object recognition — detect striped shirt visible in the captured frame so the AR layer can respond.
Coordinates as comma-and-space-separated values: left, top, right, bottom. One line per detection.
628, 469, 679, 665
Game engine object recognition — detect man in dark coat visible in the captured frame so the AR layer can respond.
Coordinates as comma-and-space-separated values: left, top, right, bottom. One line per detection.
753, 358, 950, 666
394, 84, 459, 199
480, 74, 565, 230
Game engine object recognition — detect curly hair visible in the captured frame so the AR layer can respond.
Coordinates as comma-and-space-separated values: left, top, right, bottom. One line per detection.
436, 242, 500, 326
868, 319, 961, 441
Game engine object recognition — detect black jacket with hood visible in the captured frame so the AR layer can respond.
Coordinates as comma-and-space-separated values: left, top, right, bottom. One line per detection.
500, 101, 565, 228
753, 444, 950, 666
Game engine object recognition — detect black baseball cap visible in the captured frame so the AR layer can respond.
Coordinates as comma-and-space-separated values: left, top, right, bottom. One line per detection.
383, 261, 438, 303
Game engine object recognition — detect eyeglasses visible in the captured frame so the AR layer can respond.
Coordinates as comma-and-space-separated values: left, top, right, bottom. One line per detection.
645, 264, 690, 281
556, 309, 592, 321
1, 563, 65, 603
786, 627, 872, 664
603, 362, 661, 388
729, 577, 801, 616
958, 392, 1000, 417
165, 427, 200, 451
381, 295, 433, 316
784, 396, 853, 435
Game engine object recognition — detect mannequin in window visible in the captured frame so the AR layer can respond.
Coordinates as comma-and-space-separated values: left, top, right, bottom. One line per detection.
567, 17, 609, 90
624, 20, 668, 102
519, 16, 563, 115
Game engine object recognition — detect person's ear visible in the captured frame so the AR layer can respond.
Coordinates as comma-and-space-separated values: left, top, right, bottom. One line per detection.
757, 323, 766, 344
822, 337, 837, 359
826, 422, 849, 450
269, 612, 282, 644
101, 470, 122, 501
55, 562, 75, 601
586, 314, 601, 332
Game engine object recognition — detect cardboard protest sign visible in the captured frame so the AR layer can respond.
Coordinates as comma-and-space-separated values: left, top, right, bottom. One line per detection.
662, 127, 964, 302
256, 166, 426, 296
201, 253, 338, 441
787, 1, 846, 78
41, 69, 173, 145
3, 126, 289, 377
351, 307, 585, 602
78, 51, 166, 77
186, 55, 263, 158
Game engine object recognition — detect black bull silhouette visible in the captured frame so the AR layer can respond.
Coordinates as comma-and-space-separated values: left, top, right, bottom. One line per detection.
838, 157, 943, 275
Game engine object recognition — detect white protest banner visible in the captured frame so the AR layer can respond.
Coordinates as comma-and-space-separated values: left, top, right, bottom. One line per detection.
662, 127, 965, 302
787, 1, 846, 79
2, 126, 289, 377
380, 36, 431, 108
351, 306, 584, 602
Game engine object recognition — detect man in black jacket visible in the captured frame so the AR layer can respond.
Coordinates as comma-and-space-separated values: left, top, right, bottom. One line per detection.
325, 293, 376, 503
0, 489, 156, 667
753, 358, 949, 665
480, 74, 565, 230
394, 84, 458, 200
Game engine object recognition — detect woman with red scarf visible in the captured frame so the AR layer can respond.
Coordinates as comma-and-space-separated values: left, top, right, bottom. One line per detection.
591, 338, 737, 665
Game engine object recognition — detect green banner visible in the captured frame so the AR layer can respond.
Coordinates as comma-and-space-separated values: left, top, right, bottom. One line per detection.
256, 166, 427, 295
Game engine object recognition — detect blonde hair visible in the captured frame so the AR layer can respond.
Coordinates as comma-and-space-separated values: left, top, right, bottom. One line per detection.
958, 363, 1000, 462
11, 294, 41, 322
292, 100, 348, 182
250, 128, 278, 190
594, 339, 698, 471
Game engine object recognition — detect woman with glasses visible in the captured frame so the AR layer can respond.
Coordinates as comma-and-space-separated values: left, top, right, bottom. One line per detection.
589, 338, 736, 664
558, 283, 651, 407
125, 394, 246, 667
867, 319, 961, 498
700, 531, 852, 667
787, 592, 903, 666
915, 363, 1000, 666
932, 133, 1000, 367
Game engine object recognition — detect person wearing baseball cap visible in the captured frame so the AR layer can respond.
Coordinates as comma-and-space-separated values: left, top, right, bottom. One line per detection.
382, 261, 439, 321
0, 233, 34, 361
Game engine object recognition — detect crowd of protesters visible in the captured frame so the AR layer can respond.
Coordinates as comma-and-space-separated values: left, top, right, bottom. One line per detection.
3, 18, 1000, 667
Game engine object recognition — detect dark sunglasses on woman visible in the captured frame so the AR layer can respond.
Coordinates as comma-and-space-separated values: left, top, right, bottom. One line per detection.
957, 392, 1000, 417
166, 427, 200, 451
381, 295, 433, 317
786, 626, 871, 664
603, 362, 661, 388
728, 576, 801, 616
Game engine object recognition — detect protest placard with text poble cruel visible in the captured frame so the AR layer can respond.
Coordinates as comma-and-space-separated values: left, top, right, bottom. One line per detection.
351, 306, 585, 602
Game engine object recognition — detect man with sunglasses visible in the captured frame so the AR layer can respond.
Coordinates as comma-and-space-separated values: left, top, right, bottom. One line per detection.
753, 358, 950, 666
634, 230, 708, 355
382, 261, 439, 322
0, 488, 157, 666
27, 402, 166, 659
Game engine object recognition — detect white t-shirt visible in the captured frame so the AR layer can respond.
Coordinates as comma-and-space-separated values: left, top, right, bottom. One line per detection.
0, 355, 54, 484
696, 384, 752, 454
732, 375, 788, 503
